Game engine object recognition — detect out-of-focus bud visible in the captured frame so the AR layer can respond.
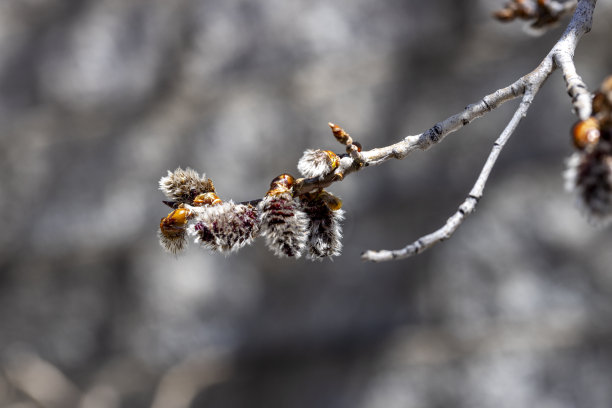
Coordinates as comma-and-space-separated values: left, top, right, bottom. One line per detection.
572, 117, 601, 150
297, 149, 340, 179
565, 148, 612, 225
159, 208, 193, 254
593, 76, 612, 124
318, 190, 343, 211
159, 167, 215, 204
493, 0, 575, 34
189, 203, 259, 253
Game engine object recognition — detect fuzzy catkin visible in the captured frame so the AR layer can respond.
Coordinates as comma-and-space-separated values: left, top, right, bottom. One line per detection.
158, 229, 188, 255
301, 197, 344, 260
188, 202, 259, 253
258, 193, 309, 258
159, 167, 215, 203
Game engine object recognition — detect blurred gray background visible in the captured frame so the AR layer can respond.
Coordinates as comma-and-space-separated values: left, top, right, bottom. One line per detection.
2, 0, 612, 407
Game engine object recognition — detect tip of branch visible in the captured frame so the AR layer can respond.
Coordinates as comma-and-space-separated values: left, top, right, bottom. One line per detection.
329, 122, 352, 145
361, 249, 397, 262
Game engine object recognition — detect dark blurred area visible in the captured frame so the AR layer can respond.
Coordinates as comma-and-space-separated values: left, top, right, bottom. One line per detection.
2, 0, 612, 407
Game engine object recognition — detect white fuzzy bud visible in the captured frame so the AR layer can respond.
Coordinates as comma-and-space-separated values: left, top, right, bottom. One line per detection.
297, 149, 340, 179
159, 167, 215, 203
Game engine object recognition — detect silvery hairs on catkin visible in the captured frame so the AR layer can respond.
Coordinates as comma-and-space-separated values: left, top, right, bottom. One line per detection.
188, 202, 260, 253
258, 192, 309, 258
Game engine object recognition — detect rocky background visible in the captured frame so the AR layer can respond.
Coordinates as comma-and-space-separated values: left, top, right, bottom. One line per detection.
2, 0, 612, 407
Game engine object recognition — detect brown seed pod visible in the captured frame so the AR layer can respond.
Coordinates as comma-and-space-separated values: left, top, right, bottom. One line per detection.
572, 117, 601, 150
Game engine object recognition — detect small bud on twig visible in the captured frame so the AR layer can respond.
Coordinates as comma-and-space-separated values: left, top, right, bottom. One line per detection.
329, 122, 353, 145
328, 122, 366, 167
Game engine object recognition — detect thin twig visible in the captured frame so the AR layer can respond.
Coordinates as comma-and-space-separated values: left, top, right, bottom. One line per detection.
362, 91, 536, 262
360, 0, 596, 261
553, 0, 596, 119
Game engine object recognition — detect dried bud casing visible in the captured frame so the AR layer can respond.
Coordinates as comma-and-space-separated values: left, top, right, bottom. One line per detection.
565, 145, 612, 225
193, 192, 223, 206
258, 192, 309, 258
159, 167, 215, 204
159, 208, 193, 254
266, 174, 295, 196
301, 192, 344, 260
297, 149, 340, 179
189, 202, 259, 253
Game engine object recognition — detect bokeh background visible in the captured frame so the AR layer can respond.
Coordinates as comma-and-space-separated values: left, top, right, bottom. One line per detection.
2, 0, 612, 407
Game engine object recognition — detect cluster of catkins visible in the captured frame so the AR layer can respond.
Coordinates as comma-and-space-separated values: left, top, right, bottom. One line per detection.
158, 148, 345, 260
493, 0, 575, 32
565, 76, 612, 225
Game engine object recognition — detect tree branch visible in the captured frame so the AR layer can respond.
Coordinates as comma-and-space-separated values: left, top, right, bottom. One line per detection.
159, 0, 599, 262
362, 91, 536, 262
360, 0, 596, 261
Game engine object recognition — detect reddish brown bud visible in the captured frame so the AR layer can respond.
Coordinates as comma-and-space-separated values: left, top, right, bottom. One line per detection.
160, 208, 192, 237
329, 122, 352, 145
266, 174, 296, 196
